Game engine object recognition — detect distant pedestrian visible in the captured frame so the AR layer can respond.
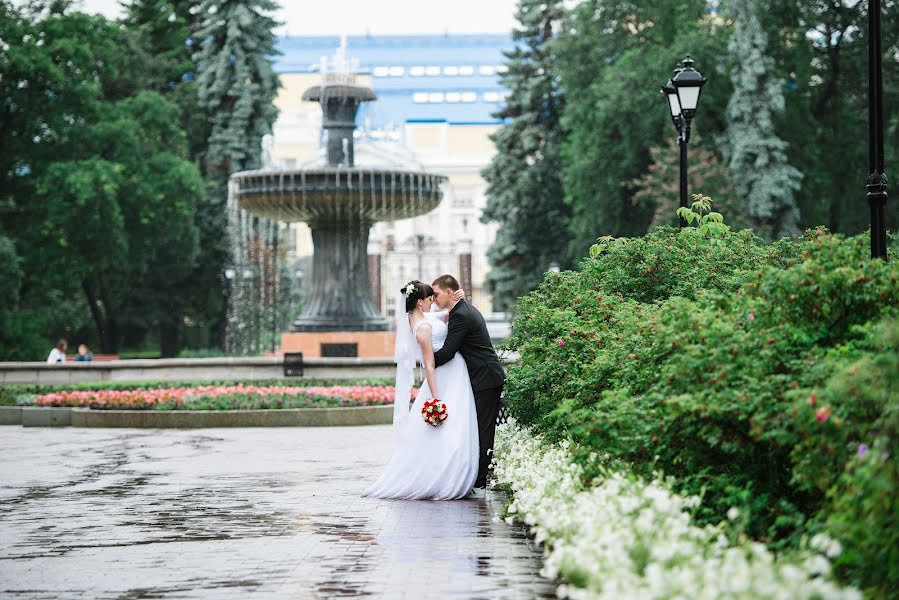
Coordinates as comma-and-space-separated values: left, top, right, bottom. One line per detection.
46, 339, 67, 364
75, 344, 93, 362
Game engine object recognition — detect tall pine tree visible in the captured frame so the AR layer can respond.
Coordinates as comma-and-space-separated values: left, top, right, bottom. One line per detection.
481, 0, 571, 311
725, 0, 802, 239
192, 0, 281, 345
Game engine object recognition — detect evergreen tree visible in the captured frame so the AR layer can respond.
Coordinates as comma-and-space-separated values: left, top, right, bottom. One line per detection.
725, 0, 802, 239
192, 0, 281, 345
481, 0, 571, 311
194, 0, 280, 178
123, 0, 197, 92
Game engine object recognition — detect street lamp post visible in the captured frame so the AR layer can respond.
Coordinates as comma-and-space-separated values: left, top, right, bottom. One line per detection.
661, 56, 706, 228
867, 0, 888, 259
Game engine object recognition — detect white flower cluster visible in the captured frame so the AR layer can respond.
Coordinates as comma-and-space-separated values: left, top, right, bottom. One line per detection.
491, 420, 861, 600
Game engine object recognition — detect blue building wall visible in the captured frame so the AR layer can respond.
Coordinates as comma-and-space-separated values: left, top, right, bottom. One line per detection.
274, 34, 514, 127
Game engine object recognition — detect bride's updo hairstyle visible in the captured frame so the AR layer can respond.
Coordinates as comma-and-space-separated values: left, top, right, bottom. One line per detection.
401, 280, 434, 313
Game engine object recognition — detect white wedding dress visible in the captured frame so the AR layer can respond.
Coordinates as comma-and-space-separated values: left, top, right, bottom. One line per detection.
363, 312, 479, 500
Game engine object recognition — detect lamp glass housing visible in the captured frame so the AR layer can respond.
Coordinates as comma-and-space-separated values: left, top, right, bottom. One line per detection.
676, 85, 702, 112
666, 92, 682, 118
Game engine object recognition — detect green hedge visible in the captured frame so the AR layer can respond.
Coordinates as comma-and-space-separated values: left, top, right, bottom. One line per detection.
0, 378, 394, 406
504, 224, 898, 595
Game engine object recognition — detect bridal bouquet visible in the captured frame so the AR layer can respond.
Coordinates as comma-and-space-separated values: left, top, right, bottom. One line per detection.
422, 398, 448, 427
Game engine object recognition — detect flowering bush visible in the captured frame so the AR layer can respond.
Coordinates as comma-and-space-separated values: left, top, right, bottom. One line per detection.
492, 421, 860, 599
34, 385, 413, 410
502, 225, 899, 593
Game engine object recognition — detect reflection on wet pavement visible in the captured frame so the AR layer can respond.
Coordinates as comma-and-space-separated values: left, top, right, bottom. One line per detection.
0, 426, 556, 599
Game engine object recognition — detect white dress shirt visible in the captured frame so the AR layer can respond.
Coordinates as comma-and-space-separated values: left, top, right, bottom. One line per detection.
46, 348, 66, 364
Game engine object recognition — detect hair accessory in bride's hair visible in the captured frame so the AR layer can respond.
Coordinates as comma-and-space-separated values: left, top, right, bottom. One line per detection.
402, 282, 417, 297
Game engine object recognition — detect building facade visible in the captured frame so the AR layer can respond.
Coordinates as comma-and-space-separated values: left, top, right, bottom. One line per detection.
270, 34, 511, 316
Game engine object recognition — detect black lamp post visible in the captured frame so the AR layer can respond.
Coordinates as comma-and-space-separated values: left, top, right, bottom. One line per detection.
661, 55, 706, 228
867, 0, 888, 259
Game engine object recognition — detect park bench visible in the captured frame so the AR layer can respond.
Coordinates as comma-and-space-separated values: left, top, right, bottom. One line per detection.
66, 354, 120, 362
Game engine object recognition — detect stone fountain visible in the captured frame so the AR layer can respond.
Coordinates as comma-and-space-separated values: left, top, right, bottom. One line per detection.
229, 41, 446, 357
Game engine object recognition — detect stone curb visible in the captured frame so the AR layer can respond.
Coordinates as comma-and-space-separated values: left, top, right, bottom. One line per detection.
21, 406, 72, 427
0, 406, 22, 425
66, 404, 393, 428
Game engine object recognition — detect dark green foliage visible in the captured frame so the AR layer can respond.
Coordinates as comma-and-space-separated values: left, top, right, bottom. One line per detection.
554, 0, 734, 254
504, 222, 898, 591
0, 236, 48, 360
481, 0, 573, 310
191, 0, 282, 347
803, 320, 899, 597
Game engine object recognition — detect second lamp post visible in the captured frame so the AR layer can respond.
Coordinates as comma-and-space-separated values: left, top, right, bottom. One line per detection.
661, 55, 707, 227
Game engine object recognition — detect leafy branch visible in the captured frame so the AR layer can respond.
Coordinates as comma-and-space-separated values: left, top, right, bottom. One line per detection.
677, 194, 731, 237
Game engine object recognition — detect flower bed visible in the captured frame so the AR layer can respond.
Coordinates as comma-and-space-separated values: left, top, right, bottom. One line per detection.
492, 420, 860, 599
34, 385, 413, 410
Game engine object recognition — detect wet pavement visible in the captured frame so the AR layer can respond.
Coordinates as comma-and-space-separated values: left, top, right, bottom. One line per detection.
0, 426, 556, 599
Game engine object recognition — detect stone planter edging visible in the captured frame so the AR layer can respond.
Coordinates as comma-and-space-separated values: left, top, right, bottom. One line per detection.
21, 406, 72, 427
7, 405, 392, 428
0, 406, 23, 425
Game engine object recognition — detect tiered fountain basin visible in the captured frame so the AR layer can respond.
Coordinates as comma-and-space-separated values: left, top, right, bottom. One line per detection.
231, 60, 447, 358
233, 168, 445, 223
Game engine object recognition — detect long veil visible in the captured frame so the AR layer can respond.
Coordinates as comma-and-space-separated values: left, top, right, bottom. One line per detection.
393, 293, 419, 441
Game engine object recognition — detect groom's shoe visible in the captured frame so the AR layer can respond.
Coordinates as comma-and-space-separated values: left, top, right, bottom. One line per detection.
466, 486, 486, 499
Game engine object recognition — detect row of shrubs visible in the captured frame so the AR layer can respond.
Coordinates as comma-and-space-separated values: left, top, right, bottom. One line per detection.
503, 207, 898, 596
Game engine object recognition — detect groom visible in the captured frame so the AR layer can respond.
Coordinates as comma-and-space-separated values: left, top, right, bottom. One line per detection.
431, 274, 505, 498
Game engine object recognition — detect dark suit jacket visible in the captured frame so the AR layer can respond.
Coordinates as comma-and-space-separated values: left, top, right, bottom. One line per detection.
433, 300, 505, 392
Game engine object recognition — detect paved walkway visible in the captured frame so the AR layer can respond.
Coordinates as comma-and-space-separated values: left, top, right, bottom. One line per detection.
0, 426, 556, 599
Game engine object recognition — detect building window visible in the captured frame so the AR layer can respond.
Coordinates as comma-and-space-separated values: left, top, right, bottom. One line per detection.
425, 66, 441, 76
374, 66, 404, 77
445, 92, 462, 103
479, 65, 496, 76
483, 91, 502, 103
444, 66, 459, 76
428, 92, 445, 103
461, 92, 477, 103
413, 92, 429, 103
453, 189, 474, 207
410, 66, 425, 76
459, 65, 475, 76
496, 64, 509, 74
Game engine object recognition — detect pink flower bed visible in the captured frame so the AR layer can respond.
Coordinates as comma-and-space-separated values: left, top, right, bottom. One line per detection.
35, 385, 414, 409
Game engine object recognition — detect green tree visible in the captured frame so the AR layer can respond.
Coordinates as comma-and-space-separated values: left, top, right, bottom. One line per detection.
192, 0, 281, 345
0, 235, 48, 360
122, 0, 198, 92
0, 2, 145, 356
755, 0, 899, 234
725, 0, 803, 239
0, 1, 204, 357
35, 91, 203, 355
554, 0, 733, 255
481, 0, 572, 311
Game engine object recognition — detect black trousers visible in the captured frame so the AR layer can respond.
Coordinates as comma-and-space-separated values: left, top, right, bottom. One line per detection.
473, 384, 503, 488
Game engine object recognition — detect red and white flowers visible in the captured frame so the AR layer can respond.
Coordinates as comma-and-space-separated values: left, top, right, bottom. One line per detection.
421, 398, 448, 427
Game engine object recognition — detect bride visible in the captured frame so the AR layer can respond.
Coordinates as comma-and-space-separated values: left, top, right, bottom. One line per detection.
362, 280, 479, 500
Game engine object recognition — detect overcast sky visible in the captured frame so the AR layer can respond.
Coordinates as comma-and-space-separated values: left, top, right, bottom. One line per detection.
74, 0, 520, 36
